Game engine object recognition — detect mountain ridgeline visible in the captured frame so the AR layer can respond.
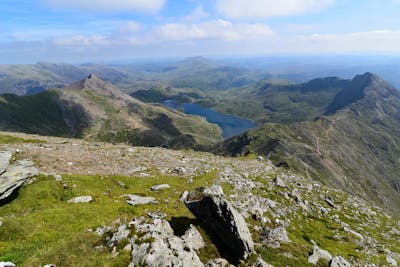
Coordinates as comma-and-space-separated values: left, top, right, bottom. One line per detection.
0, 75, 222, 148
216, 73, 400, 213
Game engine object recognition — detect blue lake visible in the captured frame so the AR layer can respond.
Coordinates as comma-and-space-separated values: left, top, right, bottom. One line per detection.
161, 100, 256, 139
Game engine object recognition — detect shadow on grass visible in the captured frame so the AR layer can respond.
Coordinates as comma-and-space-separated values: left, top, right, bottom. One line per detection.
0, 187, 20, 207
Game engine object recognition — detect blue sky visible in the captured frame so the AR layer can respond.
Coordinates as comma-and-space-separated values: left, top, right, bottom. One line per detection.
1, 0, 400, 63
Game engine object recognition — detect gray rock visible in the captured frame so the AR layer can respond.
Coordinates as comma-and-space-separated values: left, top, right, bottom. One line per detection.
0, 159, 38, 201
43, 265, 57, 267
273, 177, 286, 188
122, 194, 157, 206
67, 196, 93, 204
151, 184, 171, 191
205, 258, 231, 267
127, 218, 204, 267
0, 262, 16, 267
0, 151, 12, 175
183, 187, 254, 261
261, 226, 290, 248
253, 258, 274, 267
182, 225, 205, 251
386, 255, 398, 266
308, 245, 332, 265
330, 256, 351, 267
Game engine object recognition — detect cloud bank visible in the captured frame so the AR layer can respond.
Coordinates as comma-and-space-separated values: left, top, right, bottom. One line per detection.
215, 0, 335, 19
43, 0, 165, 13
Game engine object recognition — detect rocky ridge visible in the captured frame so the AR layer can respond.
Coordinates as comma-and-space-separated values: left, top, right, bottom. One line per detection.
0, 132, 399, 266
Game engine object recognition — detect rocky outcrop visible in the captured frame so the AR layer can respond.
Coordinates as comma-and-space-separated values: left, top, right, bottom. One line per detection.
0, 152, 38, 201
183, 187, 254, 262
98, 217, 205, 267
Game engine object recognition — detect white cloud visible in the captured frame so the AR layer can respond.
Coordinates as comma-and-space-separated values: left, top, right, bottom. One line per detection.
43, 0, 165, 13
181, 6, 209, 22
153, 20, 274, 41
215, 0, 335, 19
53, 34, 110, 46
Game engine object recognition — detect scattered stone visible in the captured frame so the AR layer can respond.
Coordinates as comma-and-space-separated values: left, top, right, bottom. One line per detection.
122, 194, 157, 206
43, 264, 56, 267
329, 256, 351, 267
183, 187, 254, 261
308, 245, 332, 265
67, 196, 93, 204
151, 184, 171, 191
260, 226, 290, 248
325, 197, 336, 208
0, 262, 15, 267
386, 255, 398, 266
0, 159, 38, 201
172, 167, 186, 175
117, 181, 126, 188
253, 257, 273, 267
273, 177, 286, 188
146, 211, 166, 219
54, 174, 63, 182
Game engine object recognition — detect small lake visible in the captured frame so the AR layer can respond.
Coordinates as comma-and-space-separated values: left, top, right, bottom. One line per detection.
161, 100, 256, 139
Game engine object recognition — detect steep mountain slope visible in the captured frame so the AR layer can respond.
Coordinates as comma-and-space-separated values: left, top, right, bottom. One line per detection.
216, 73, 400, 213
0, 75, 222, 148
213, 74, 389, 124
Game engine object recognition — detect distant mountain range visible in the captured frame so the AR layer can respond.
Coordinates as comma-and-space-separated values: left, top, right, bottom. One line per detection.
215, 73, 400, 213
0, 74, 222, 148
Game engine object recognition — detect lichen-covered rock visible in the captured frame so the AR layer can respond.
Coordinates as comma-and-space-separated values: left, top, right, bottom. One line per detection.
329, 256, 351, 267
183, 187, 254, 261
151, 184, 171, 191
67, 196, 93, 204
260, 226, 290, 248
0, 151, 12, 175
0, 159, 38, 201
126, 218, 204, 267
308, 245, 332, 265
122, 194, 157, 206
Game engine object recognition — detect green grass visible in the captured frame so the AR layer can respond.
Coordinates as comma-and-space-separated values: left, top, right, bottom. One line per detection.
0, 171, 220, 266
0, 133, 45, 144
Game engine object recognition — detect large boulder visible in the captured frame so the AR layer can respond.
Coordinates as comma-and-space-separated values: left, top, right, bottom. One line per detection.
0, 157, 38, 201
183, 187, 254, 261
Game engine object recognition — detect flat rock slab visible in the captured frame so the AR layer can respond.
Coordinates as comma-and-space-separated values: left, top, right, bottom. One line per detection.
122, 194, 157, 206
0, 151, 12, 175
67, 196, 93, 204
184, 187, 254, 262
151, 184, 171, 191
0, 159, 38, 201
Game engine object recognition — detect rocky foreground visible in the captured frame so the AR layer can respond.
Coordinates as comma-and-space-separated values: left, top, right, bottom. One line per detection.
0, 132, 399, 266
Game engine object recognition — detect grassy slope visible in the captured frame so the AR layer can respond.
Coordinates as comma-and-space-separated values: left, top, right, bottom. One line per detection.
0, 171, 221, 266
